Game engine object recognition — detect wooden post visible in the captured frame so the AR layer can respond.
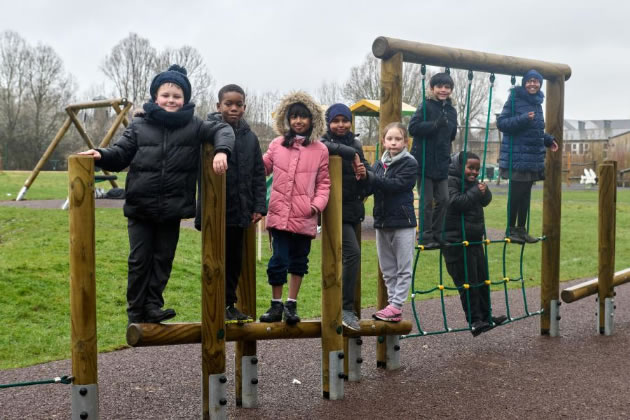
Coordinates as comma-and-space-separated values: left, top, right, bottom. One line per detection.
235, 225, 257, 407
200, 144, 227, 419
68, 155, 99, 419
540, 76, 564, 336
321, 156, 343, 399
377, 52, 402, 366
16, 117, 72, 200
598, 162, 616, 334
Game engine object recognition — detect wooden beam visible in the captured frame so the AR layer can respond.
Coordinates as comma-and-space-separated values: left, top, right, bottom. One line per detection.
561, 269, 630, 304
126, 320, 413, 347
372, 36, 572, 80
67, 97, 129, 110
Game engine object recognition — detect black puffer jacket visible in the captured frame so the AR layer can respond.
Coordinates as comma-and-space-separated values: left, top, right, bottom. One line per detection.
195, 113, 267, 229
368, 150, 418, 229
443, 152, 492, 243
97, 115, 234, 222
408, 91, 457, 180
321, 131, 369, 224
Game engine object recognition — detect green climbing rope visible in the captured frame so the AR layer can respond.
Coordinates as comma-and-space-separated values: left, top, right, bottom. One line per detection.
405, 69, 544, 340
0, 375, 73, 389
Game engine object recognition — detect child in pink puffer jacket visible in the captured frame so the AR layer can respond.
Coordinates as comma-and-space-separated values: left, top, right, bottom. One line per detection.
259, 91, 330, 325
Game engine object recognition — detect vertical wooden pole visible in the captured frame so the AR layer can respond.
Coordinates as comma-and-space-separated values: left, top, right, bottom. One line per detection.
377, 52, 402, 364
598, 162, 616, 333
321, 156, 343, 399
235, 225, 257, 407
68, 155, 99, 419
540, 76, 564, 335
201, 144, 227, 419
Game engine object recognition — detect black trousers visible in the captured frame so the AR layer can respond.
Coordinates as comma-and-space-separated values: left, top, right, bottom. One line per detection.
127, 218, 181, 319
225, 225, 245, 306
342, 223, 361, 311
509, 181, 533, 228
444, 245, 490, 324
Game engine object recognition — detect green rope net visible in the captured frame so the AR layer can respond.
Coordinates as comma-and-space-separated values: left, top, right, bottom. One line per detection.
405, 68, 544, 339
0, 375, 73, 389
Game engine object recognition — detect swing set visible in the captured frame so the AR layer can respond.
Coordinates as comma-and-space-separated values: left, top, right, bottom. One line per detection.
372, 36, 571, 337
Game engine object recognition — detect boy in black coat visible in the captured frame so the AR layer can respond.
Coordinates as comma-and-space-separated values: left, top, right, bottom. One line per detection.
80, 65, 235, 325
195, 84, 267, 323
408, 72, 457, 249
443, 151, 506, 336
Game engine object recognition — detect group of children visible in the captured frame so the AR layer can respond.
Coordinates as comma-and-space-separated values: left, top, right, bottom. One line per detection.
80, 64, 555, 337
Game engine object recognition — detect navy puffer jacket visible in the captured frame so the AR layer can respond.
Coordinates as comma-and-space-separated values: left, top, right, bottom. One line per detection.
496, 86, 554, 173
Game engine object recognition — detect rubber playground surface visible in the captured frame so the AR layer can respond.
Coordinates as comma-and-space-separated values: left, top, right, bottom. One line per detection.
2, 277, 630, 419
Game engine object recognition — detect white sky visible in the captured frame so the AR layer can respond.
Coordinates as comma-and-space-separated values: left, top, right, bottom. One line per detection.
1, 0, 629, 120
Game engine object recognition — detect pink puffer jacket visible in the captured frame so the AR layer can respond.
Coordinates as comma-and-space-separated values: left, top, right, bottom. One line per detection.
264, 136, 330, 238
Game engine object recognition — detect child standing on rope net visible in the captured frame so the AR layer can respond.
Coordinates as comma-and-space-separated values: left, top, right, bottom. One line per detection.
259, 91, 330, 325
321, 103, 369, 331
78, 65, 235, 325
368, 122, 418, 322
408, 72, 458, 250
496, 69, 558, 244
194, 84, 267, 324
443, 151, 507, 336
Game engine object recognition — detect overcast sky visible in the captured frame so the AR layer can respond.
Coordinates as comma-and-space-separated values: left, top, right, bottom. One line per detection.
1, 0, 628, 120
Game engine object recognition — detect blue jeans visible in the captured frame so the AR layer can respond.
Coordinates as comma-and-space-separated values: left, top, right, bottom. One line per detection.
267, 229, 312, 285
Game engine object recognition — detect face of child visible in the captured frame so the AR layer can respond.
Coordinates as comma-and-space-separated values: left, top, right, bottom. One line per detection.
465, 158, 481, 182
431, 83, 453, 101
329, 115, 352, 137
383, 127, 407, 157
524, 78, 541, 94
155, 83, 184, 112
217, 91, 246, 126
289, 114, 312, 135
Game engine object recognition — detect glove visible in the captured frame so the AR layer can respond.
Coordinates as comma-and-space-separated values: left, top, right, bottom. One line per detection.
434, 112, 448, 129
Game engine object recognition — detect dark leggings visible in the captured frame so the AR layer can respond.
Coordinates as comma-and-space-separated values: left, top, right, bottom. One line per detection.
509, 180, 533, 228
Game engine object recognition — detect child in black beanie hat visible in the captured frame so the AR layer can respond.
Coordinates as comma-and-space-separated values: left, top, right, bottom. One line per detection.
79, 64, 235, 325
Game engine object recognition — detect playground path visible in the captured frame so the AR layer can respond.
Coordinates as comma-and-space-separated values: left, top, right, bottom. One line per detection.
2, 279, 630, 419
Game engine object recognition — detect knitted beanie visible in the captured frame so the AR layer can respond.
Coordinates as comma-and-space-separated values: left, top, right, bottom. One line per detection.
325, 103, 352, 125
522, 69, 543, 88
149, 64, 192, 104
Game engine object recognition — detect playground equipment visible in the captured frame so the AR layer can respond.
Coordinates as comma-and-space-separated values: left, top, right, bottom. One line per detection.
372, 36, 571, 337
67, 152, 411, 419
16, 98, 132, 201
561, 161, 620, 335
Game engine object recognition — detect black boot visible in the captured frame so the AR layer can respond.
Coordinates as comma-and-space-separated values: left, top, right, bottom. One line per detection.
225, 304, 253, 324
144, 307, 176, 323
259, 301, 284, 323
518, 227, 539, 244
508, 227, 525, 244
283, 300, 301, 325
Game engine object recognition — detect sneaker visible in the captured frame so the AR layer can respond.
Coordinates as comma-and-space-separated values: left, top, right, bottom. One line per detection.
471, 320, 492, 337
342, 310, 361, 331
491, 315, 508, 326
372, 305, 402, 322
283, 300, 301, 325
259, 300, 284, 323
144, 307, 176, 323
225, 304, 253, 324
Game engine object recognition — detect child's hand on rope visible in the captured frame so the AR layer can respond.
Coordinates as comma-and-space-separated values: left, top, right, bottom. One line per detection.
251, 212, 263, 224
478, 182, 487, 195
77, 149, 101, 160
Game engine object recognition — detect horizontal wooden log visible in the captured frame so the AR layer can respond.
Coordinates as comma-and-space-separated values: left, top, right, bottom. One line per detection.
560, 268, 630, 303
372, 36, 572, 80
66, 98, 129, 111
127, 320, 413, 347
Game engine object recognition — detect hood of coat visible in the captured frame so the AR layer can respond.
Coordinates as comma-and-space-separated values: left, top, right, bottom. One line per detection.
207, 111, 250, 134
448, 150, 478, 183
273, 91, 326, 141
425, 88, 456, 106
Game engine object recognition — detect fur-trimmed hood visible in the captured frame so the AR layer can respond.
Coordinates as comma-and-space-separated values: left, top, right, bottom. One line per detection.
273, 91, 326, 141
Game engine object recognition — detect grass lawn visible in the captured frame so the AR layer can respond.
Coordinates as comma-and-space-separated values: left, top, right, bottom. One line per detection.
1, 170, 630, 370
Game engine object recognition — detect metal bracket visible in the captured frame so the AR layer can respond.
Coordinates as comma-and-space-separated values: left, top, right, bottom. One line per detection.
347, 338, 362, 382
207, 373, 227, 419
72, 384, 99, 420
241, 356, 258, 408
385, 335, 401, 370
327, 351, 344, 400
549, 299, 560, 337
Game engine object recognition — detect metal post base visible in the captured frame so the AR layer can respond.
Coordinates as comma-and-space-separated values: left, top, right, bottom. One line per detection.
605, 297, 615, 336
385, 335, 401, 370
207, 373, 227, 419
72, 384, 99, 420
16, 186, 28, 201
326, 351, 344, 400
241, 356, 258, 408
347, 338, 362, 382
549, 299, 560, 337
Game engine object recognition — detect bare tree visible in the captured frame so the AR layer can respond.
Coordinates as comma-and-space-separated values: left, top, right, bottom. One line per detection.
243, 89, 279, 150
0, 31, 30, 170
101, 33, 157, 106
314, 80, 344, 107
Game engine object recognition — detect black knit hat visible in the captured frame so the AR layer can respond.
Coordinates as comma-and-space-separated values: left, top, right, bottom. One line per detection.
149, 64, 192, 104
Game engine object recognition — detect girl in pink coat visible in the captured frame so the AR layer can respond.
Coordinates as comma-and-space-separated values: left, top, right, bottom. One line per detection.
259, 91, 330, 325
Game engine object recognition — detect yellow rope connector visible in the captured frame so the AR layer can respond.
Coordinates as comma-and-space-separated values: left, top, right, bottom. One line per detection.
463, 284, 470, 289
485, 239, 491, 245
484, 280, 491, 285
503, 277, 510, 283
505, 237, 511, 243
419, 245, 425, 251
462, 241, 469, 247
438, 285, 445, 290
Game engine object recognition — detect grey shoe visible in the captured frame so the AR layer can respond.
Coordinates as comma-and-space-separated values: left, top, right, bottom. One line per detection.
518, 227, 539, 244
342, 310, 361, 331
